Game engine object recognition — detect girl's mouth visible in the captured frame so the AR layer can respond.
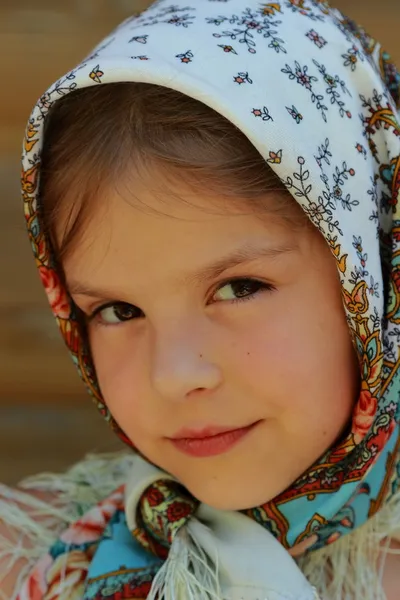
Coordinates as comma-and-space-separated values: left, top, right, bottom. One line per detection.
168, 420, 262, 458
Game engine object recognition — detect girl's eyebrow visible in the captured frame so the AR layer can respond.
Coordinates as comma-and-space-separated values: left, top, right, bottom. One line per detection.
181, 241, 298, 287
68, 241, 298, 299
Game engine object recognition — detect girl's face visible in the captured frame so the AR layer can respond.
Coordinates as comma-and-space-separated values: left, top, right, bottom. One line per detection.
65, 180, 359, 510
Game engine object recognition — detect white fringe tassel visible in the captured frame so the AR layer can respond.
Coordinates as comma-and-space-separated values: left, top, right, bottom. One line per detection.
299, 489, 400, 600
1, 450, 400, 600
0, 451, 136, 600
147, 526, 222, 600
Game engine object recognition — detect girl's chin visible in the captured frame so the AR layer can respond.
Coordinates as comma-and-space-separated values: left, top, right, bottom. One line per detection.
179, 479, 280, 511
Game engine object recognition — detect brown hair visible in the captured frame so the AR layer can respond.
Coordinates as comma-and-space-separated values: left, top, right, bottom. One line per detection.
39, 82, 308, 261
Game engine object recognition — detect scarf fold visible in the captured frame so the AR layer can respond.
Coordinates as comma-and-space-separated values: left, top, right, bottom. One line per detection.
3, 452, 400, 599
124, 456, 318, 599
14, 0, 400, 597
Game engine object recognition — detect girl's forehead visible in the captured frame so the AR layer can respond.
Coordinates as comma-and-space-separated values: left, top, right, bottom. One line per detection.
63, 180, 305, 260
63, 187, 315, 295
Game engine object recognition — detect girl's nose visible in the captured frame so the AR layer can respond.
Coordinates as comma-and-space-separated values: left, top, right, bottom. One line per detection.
150, 322, 222, 402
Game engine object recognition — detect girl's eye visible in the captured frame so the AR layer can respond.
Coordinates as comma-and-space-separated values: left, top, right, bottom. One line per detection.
213, 278, 274, 303
90, 278, 274, 326
93, 302, 142, 325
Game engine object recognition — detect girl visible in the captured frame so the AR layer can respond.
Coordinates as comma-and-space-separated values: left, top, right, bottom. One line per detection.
1, 0, 400, 598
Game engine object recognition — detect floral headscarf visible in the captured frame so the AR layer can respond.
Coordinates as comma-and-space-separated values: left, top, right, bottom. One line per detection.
18, 0, 400, 598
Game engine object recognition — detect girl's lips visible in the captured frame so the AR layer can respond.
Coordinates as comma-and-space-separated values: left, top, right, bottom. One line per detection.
168, 421, 261, 458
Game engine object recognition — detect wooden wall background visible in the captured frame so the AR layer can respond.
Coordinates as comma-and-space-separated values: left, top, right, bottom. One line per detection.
0, 0, 399, 483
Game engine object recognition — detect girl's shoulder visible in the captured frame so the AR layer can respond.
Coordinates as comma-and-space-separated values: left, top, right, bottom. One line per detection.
0, 453, 136, 597
0, 517, 32, 598
382, 538, 400, 600
0, 487, 61, 598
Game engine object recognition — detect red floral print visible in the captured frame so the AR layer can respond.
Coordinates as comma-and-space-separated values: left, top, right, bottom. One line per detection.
39, 266, 70, 319
166, 500, 192, 523
352, 388, 378, 444
146, 486, 165, 507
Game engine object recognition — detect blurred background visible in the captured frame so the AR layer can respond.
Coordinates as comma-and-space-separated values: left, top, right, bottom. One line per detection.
0, 1, 399, 485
